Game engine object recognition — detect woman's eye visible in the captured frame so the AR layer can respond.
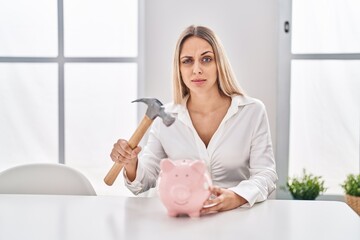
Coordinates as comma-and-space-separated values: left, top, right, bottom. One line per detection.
202, 57, 212, 63
182, 59, 193, 64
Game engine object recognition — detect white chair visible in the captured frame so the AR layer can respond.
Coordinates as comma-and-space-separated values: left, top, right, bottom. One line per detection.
0, 163, 96, 196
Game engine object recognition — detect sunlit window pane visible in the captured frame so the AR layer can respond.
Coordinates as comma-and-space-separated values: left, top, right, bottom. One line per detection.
292, 0, 360, 53
64, 0, 138, 57
289, 60, 360, 194
64, 63, 137, 195
0, 63, 58, 170
0, 0, 58, 57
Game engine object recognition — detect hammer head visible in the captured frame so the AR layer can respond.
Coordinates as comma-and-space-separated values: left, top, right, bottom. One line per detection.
132, 98, 175, 126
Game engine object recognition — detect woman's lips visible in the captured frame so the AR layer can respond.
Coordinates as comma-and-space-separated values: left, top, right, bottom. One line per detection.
191, 79, 206, 82
191, 79, 206, 85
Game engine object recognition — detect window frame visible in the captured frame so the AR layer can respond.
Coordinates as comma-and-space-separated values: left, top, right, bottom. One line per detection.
0, 0, 143, 165
277, 0, 360, 200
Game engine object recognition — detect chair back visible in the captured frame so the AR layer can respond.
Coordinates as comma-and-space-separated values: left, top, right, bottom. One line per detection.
0, 163, 96, 196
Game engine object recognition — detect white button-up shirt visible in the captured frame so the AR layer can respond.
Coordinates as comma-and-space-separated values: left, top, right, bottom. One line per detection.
124, 95, 277, 207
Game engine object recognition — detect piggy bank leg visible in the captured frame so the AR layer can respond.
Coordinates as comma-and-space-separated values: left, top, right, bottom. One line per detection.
188, 211, 201, 218
167, 210, 178, 217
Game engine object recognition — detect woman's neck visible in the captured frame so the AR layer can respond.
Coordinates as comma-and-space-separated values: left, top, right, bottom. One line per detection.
187, 91, 231, 114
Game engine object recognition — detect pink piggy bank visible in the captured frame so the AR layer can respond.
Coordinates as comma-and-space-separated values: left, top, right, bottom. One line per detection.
158, 159, 212, 217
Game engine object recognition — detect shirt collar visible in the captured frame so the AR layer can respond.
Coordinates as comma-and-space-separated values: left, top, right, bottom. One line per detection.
164, 94, 255, 115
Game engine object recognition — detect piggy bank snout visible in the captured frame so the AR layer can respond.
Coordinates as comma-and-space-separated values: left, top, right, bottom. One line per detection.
170, 185, 191, 202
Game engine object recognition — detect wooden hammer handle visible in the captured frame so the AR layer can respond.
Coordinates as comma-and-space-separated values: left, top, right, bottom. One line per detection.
104, 115, 153, 186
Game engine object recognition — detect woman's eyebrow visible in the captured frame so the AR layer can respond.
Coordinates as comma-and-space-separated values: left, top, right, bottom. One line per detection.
180, 51, 214, 59
201, 51, 214, 56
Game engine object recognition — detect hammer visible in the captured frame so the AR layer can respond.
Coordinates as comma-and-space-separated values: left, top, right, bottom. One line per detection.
104, 98, 175, 186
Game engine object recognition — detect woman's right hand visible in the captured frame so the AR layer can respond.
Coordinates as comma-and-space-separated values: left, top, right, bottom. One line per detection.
110, 139, 142, 182
110, 139, 142, 166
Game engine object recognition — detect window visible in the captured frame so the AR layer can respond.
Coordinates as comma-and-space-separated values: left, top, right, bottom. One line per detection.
278, 0, 360, 197
0, 0, 139, 196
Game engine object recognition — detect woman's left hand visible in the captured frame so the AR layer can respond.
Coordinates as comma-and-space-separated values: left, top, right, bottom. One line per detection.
200, 186, 248, 215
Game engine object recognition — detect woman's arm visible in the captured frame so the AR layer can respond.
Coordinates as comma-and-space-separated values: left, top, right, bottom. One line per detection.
123, 119, 167, 195
231, 103, 278, 207
201, 102, 277, 214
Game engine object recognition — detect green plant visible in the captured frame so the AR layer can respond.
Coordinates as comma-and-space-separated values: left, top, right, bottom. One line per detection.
341, 174, 360, 197
284, 169, 326, 200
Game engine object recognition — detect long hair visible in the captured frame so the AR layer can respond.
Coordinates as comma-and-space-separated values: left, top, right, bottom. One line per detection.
172, 25, 244, 104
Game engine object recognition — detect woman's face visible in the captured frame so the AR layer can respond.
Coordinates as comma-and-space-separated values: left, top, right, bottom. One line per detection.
179, 36, 218, 97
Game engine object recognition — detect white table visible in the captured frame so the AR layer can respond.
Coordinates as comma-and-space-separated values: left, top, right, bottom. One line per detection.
0, 194, 359, 240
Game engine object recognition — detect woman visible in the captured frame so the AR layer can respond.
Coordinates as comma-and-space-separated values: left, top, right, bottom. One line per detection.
110, 25, 277, 214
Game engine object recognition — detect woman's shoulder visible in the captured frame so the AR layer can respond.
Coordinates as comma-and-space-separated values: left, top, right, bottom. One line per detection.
233, 94, 266, 109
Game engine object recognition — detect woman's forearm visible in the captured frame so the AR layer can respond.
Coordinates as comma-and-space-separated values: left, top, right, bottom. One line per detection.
124, 160, 138, 182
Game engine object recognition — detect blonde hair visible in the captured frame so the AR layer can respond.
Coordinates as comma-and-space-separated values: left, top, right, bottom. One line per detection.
172, 25, 244, 104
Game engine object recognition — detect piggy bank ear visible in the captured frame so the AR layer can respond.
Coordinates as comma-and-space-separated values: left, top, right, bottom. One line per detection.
160, 159, 175, 172
190, 160, 206, 174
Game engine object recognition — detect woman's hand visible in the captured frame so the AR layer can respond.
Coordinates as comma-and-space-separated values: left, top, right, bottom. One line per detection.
110, 139, 141, 164
200, 186, 248, 215
110, 139, 141, 181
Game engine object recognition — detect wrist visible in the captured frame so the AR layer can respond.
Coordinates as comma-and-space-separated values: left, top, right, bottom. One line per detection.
233, 192, 248, 207
124, 159, 138, 182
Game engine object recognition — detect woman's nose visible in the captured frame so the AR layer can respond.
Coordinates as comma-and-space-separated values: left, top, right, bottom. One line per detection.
192, 61, 203, 75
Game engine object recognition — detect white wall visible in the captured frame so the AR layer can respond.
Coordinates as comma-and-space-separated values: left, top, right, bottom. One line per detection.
142, 0, 279, 149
